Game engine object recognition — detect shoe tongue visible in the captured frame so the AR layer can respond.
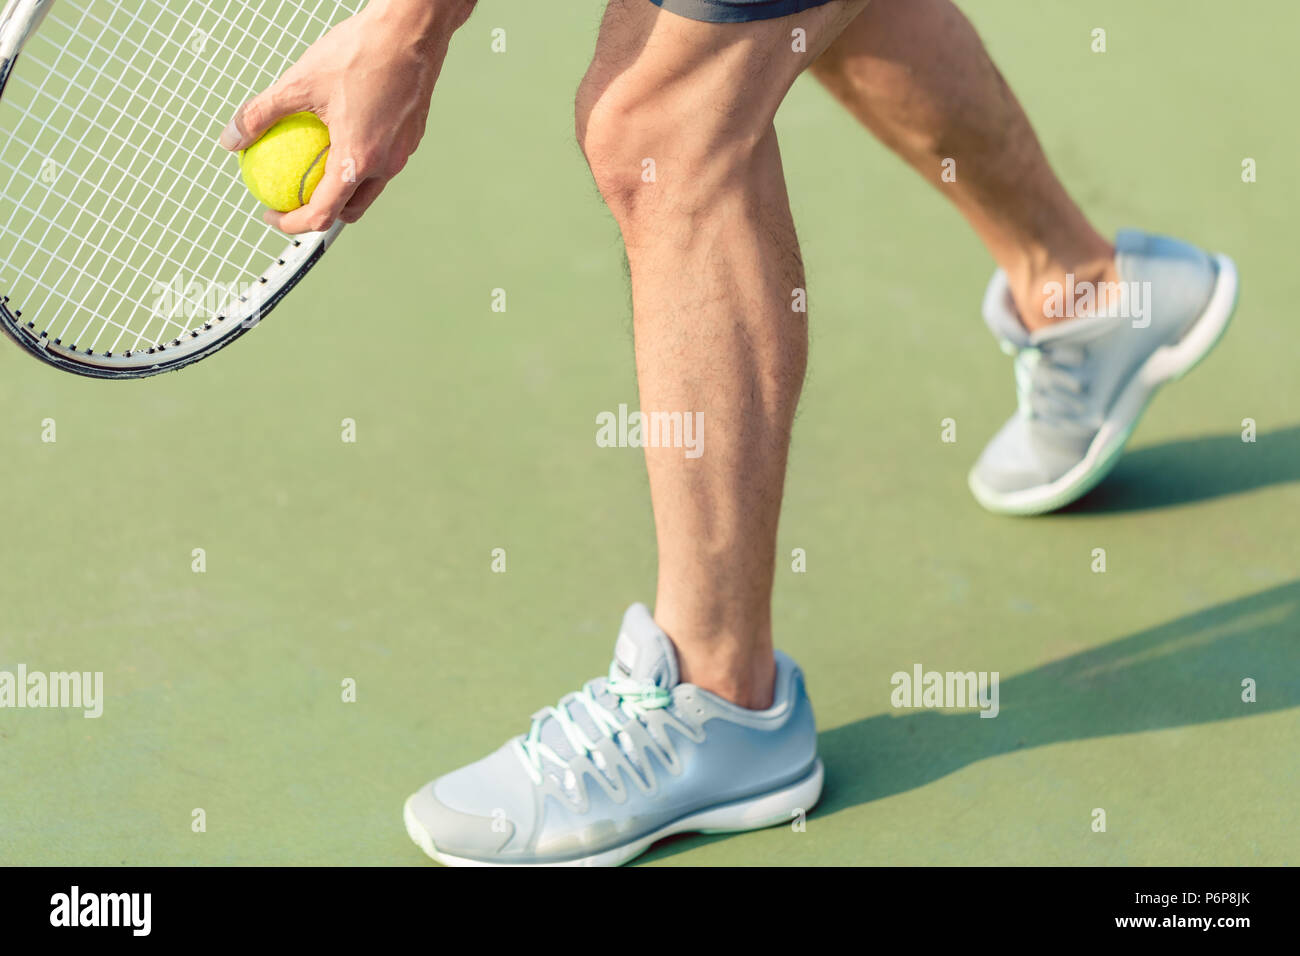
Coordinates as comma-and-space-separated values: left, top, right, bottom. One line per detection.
612, 603, 680, 689
532, 604, 678, 776
981, 269, 1031, 349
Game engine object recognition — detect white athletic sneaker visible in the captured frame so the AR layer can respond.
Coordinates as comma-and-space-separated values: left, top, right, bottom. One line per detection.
969, 229, 1239, 515
403, 604, 823, 866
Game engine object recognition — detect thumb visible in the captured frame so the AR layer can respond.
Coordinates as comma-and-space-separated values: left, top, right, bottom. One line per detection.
219, 81, 311, 151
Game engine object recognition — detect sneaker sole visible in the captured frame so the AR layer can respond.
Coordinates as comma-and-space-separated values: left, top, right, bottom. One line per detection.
969, 253, 1240, 516
403, 757, 825, 867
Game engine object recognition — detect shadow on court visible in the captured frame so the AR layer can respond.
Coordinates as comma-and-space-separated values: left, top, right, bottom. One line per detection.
1059, 426, 1300, 514
639, 578, 1300, 864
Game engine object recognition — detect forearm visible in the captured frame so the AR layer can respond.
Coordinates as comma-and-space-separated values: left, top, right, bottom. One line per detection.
368, 0, 477, 47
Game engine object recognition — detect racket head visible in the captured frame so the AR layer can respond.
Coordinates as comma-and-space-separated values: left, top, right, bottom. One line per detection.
0, 0, 359, 379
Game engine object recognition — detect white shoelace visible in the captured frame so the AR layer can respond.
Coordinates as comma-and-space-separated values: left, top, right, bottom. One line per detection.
1011, 341, 1090, 428
512, 664, 672, 787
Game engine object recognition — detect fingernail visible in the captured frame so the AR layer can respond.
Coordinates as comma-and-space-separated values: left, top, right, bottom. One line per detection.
219, 120, 242, 151
219, 107, 245, 150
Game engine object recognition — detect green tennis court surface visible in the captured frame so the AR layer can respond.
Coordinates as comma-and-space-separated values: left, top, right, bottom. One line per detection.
2, 0, 1296, 865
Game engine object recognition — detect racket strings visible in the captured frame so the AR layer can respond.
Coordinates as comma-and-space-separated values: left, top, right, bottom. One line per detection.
31, 0, 269, 349
0, 2, 244, 347
0, 1, 257, 351
0, 0, 361, 356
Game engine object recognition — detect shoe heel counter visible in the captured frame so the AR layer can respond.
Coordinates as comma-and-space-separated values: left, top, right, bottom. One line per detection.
784, 659, 820, 765
1117, 229, 1218, 322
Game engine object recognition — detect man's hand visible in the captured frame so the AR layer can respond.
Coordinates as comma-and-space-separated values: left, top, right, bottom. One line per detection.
219, 0, 475, 234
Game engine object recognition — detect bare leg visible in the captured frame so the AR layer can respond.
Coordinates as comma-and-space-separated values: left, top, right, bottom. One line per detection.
577, 0, 869, 708
810, 0, 1118, 329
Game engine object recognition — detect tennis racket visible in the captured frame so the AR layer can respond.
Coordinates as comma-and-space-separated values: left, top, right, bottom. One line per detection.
0, 0, 361, 379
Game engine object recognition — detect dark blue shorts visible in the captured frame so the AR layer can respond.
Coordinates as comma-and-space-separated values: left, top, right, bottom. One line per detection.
648, 0, 838, 24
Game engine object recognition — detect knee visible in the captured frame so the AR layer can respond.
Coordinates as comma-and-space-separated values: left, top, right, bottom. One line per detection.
574, 79, 642, 218
575, 72, 751, 225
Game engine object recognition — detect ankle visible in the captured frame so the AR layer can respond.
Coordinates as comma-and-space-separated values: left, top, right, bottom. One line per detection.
682, 655, 777, 711
1007, 245, 1118, 331
653, 605, 777, 710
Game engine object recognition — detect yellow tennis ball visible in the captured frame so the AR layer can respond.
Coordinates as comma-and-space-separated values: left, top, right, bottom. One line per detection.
238, 112, 330, 213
